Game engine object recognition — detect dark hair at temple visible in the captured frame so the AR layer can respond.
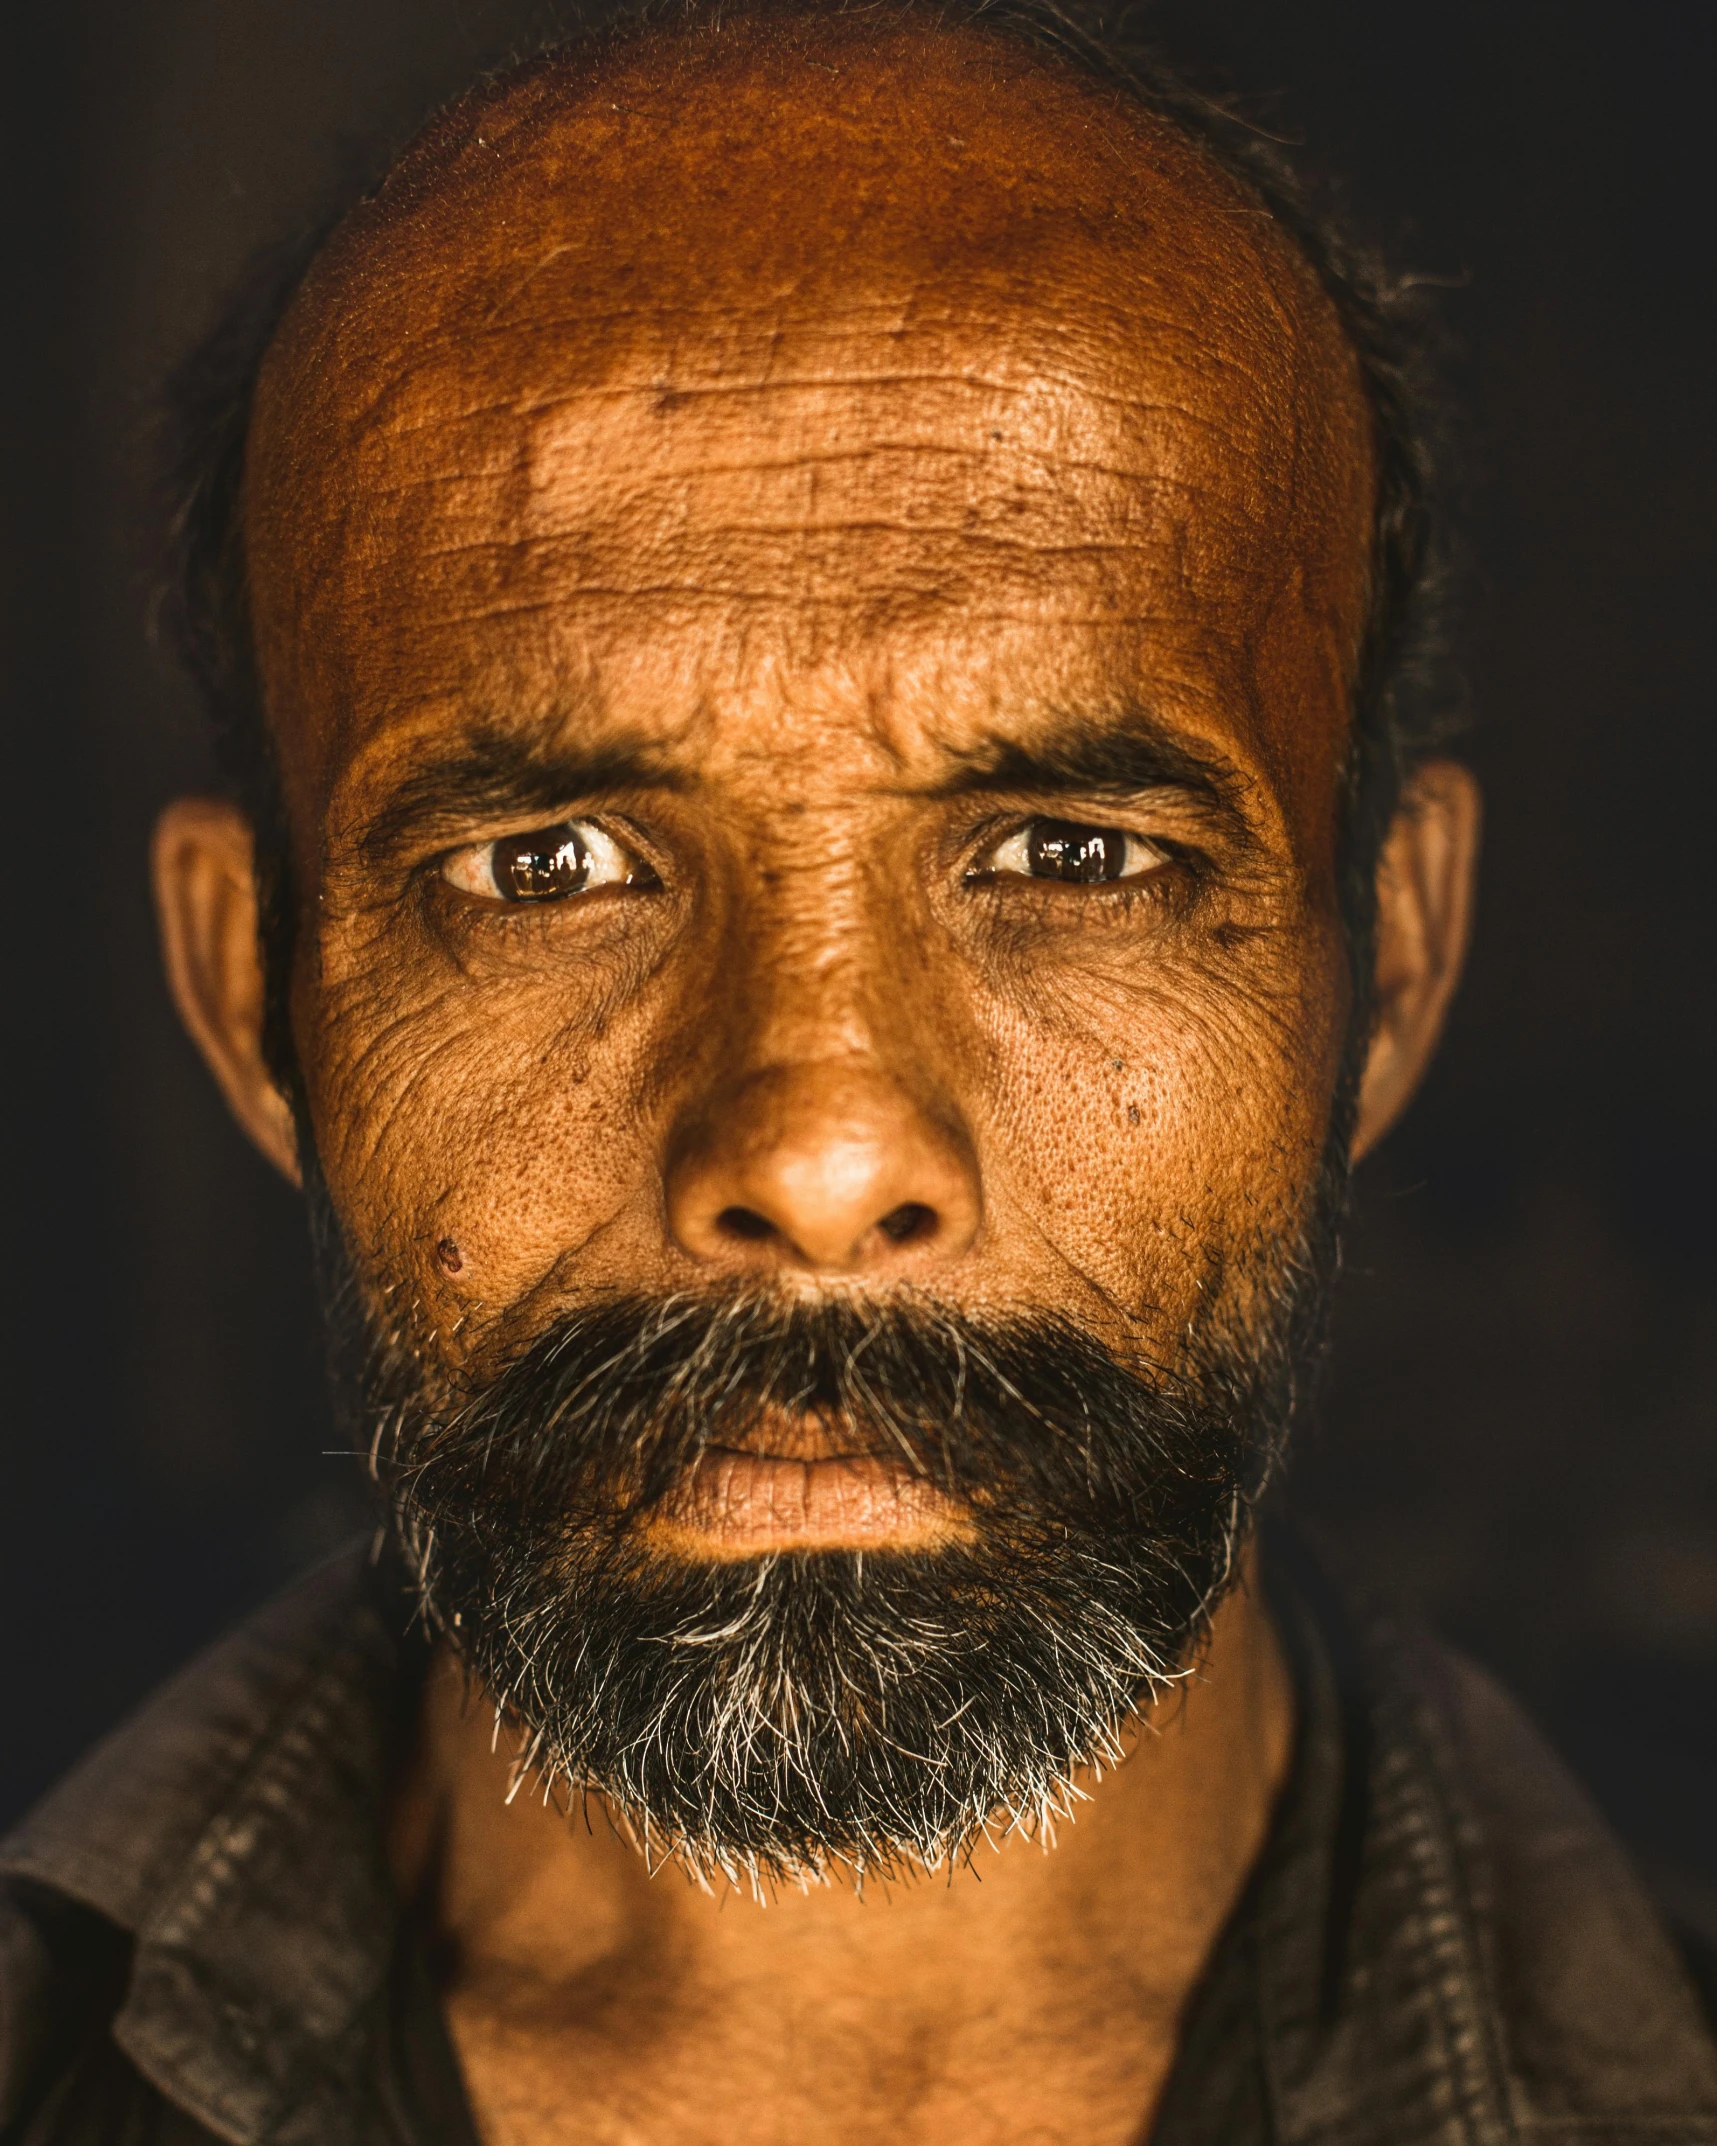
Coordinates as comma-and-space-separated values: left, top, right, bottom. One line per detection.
155, 0, 1464, 1094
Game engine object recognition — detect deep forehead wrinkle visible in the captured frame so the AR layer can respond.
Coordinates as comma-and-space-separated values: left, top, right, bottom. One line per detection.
343, 295, 1281, 396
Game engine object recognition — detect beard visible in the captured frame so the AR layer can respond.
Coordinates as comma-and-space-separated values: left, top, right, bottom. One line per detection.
307, 1147, 1347, 1887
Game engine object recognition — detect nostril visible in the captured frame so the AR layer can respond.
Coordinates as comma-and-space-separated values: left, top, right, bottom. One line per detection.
877, 1201, 937, 1246
716, 1205, 777, 1244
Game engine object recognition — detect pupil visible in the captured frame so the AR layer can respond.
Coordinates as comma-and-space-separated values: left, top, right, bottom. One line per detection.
497, 825, 588, 901
1027, 819, 1125, 883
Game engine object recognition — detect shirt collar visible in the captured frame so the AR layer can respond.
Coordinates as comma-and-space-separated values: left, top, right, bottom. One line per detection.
1, 1547, 413, 2145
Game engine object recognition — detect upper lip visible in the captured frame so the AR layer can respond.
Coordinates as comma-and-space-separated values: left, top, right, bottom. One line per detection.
703, 1418, 903, 1466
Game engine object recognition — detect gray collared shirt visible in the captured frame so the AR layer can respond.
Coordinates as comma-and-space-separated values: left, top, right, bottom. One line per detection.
3, 1544, 1715, 2145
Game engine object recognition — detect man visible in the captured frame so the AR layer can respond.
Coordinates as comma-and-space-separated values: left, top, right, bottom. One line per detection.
3, 3, 1713, 2140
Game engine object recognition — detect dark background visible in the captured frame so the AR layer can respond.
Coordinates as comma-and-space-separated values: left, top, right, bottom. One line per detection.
3, 0, 1714, 1930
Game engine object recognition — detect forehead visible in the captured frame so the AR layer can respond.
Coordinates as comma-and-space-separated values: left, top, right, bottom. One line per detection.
245, 21, 1374, 830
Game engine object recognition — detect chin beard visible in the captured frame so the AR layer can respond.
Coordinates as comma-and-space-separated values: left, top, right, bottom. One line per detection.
307, 1160, 1345, 1887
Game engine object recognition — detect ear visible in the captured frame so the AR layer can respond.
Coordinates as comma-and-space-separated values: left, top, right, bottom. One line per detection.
151, 798, 301, 1185
1350, 759, 1483, 1162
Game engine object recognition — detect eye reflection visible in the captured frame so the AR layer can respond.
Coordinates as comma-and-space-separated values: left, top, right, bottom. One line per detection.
496, 827, 588, 901
979, 818, 1170, 885
442, 821, 655, 903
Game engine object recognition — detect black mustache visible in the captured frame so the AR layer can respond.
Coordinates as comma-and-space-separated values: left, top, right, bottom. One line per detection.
372, 1285, 1271, 1541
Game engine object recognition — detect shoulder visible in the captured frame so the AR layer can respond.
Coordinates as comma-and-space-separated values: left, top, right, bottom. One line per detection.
0, 1548, 389, 2146
1371, 1609, 1717, 2132
1261, 1540, 1717, 2142
0, 1550, 378, 1935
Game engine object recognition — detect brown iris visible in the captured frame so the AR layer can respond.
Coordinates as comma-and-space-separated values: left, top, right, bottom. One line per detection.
1026, 820, 1130, 883
490, 825, 589, 901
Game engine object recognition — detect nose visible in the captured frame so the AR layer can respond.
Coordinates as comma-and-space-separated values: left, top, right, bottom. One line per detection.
666, 1061, 981, 1276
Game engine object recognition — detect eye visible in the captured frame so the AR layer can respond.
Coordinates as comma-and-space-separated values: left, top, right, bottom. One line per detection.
975, 817, 1172, 885
441, 821, 657, 903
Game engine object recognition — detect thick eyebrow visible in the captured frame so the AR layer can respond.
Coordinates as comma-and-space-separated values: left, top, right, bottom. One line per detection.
355, 724, 687, 865
925, 712, 1254, 837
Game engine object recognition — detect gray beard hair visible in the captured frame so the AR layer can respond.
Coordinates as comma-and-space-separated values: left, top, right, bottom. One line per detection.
306, 1153, 1348, 1889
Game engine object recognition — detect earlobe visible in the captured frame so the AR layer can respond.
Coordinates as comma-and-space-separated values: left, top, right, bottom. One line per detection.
1350, 759, 1483, 1162
151, 798, 302, 1185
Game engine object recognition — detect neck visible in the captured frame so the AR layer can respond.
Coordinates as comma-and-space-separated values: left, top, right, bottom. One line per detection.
391, 1551, 1294, 2142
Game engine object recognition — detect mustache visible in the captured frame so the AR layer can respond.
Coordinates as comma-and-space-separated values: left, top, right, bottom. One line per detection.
368, 1284, 1278, 1544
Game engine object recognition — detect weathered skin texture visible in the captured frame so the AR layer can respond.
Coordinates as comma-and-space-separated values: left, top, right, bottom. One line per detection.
153, 14, 1480, 2142
244, 20, 1375, 1407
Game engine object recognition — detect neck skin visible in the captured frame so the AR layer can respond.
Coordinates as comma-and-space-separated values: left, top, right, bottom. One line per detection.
389, 1555, 1294, 2146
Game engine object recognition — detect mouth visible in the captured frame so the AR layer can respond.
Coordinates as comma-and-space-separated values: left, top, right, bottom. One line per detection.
641, 1415, 976, 1558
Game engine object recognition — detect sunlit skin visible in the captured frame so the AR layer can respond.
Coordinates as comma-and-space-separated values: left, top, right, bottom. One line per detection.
152, 15, 1480, 2143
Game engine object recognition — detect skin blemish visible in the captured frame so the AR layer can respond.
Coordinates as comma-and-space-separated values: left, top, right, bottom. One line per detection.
436, 1237, 465, 1276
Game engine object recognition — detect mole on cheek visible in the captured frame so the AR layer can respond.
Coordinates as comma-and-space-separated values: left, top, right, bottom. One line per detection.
435, 1237, 464, 1276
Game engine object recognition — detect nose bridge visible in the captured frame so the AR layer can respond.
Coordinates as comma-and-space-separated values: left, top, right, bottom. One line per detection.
720, 798, 915, 1065
750, 894, 876, 1067
664, 817, 981, 1277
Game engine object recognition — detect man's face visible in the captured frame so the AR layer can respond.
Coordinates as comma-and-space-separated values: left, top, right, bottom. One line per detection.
221, 24, 1382, 1872
251, 26, 1372, 1398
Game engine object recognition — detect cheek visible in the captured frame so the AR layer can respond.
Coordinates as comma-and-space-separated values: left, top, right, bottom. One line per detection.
971, 920, 1346, 1329
301, 924, 672, 1352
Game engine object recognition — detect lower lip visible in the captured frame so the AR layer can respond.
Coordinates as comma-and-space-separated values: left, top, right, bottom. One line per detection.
644, 1449, 973, 1557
